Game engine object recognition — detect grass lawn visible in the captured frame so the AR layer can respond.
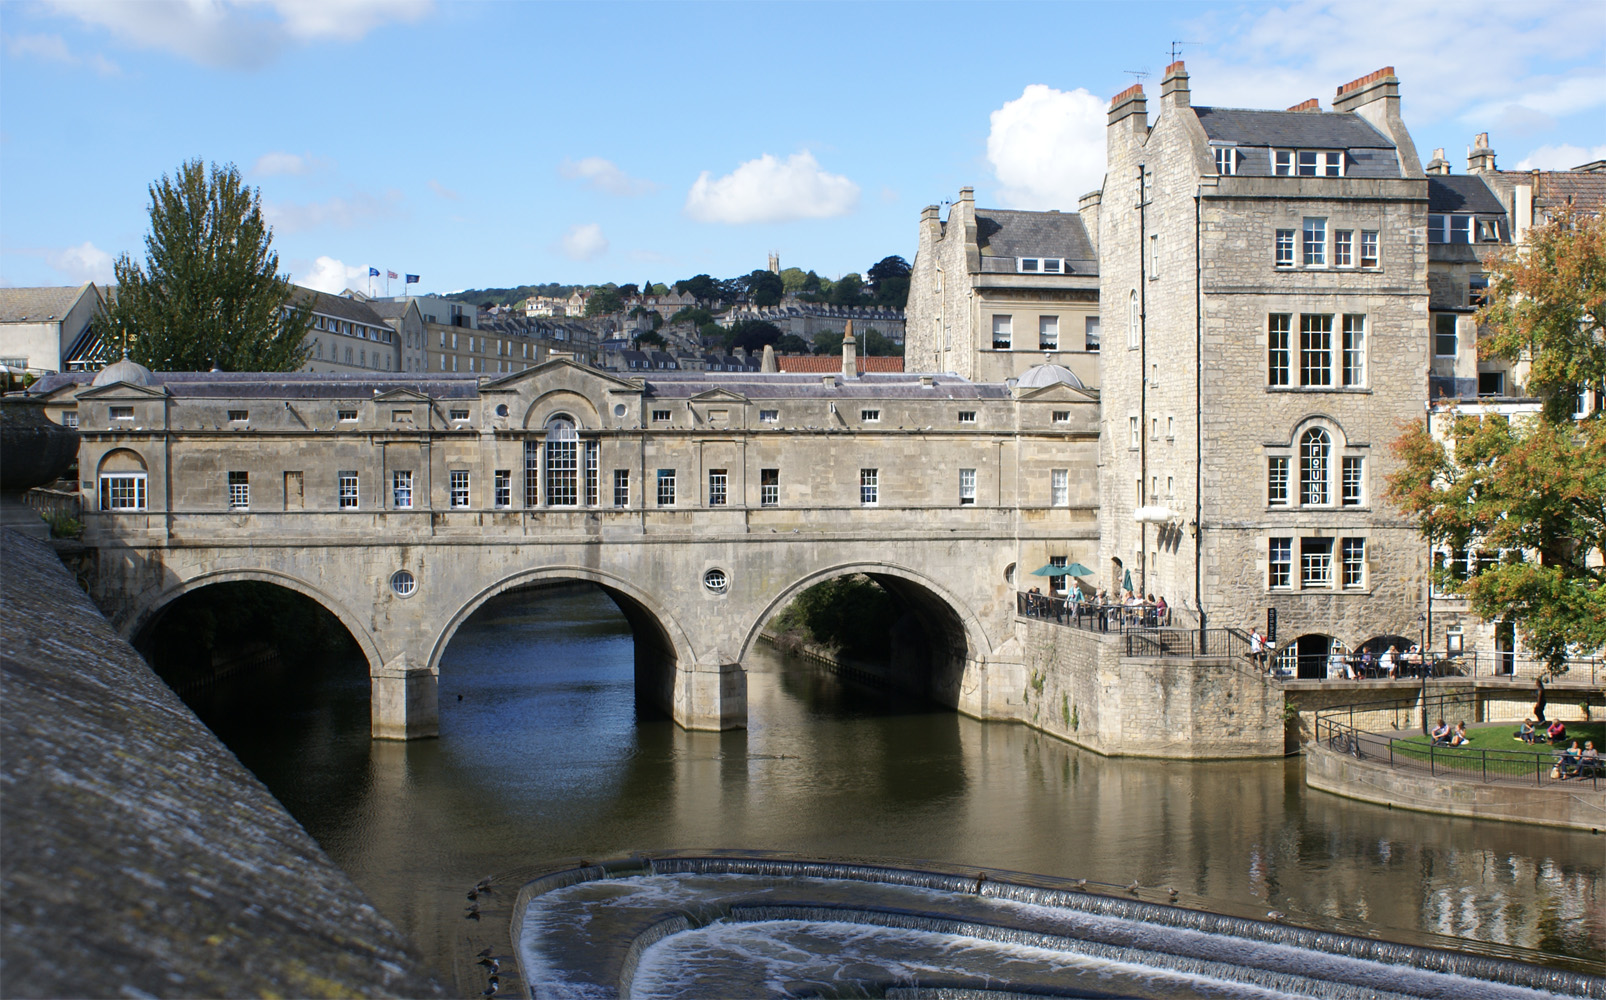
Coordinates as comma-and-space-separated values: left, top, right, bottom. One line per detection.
1391, 721, 1605, 778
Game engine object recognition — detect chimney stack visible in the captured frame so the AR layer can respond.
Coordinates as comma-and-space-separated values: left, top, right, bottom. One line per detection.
1467, 133, 1498, 174
1332, 67, 1422, 176
1160, 61, 1189, 109
1426, 148, 1451, 174
1286, 98, 1319, 112
841, 320, 857, 378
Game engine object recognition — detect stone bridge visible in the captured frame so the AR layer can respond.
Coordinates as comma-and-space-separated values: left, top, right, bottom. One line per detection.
42, 358, 1103, 739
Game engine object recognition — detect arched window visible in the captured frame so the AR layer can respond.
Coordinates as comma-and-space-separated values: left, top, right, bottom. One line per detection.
544, 416, 579, 506
1300, 428, 1330, 505
98, 448, 148, 511
1127, 290, 1140, 349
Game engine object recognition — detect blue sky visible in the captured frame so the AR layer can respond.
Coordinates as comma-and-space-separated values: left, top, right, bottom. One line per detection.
3, 1, 1602, 298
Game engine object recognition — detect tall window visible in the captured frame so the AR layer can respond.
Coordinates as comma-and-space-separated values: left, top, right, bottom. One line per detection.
1129, 416, 1140, 448
1128, 291, 1140, 349
524, 440, 541, 507
1051, 469, 1068, 507
1360, 230, 1379, 267
495, 470, 511, 508
228, 471, 249, 509
1434, 314, 1458, 357
959, 468, 976, 505
613, 469, 630, 507
1268, 456, 1289, 505
1269, 538, 1292, 589
1038, 316, 1059, 351
1334, 230, 1353, 267
1301, 538, 1333, 587
1085, 316, 1101, 352
1275, 229, 1295, 267
544, 417, 578, 506
708, 468, 728, 506
450, 470, 470, 508
339, 471, 359, 509
656, 469, 676, 506
1300, 314, 1332, 386
584, 440, 599, 506
100, 472, 147, 511
760, 469, 779, 507
1214, 146, 1238, 175
1341, 456, 1364, 506
392, 470, 414, 509
1341, 538, 1366, 588
1268, 314, 1291, 386
992, 315, 1012, 350
1302, 217, 1326, 266
1299, 428, 1330, 505
860, 468, 879, 506
1341, 315, 1366, 386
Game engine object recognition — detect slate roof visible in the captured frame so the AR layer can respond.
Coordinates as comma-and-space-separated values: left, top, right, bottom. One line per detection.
636, 371, 1005, 401
31, 370, 484, 399
1428, 175, 1506, 214
1517, 169, 1606, 214
973, 211, 1098, 275
1194, 107, 1402, 178
0, 284, 94, 324
291, 286, 389, 327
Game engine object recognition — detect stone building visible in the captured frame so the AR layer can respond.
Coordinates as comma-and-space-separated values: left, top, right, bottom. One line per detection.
1097, 62, 1431, 675
298, 288, 403, 374
720, 302, 908, 345
905, 188, 1101, 385
0, 283, 106, 375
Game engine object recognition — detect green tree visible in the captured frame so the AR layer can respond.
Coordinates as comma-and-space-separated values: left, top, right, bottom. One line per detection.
675, 274, 719, 302
812, 330, 843, 355
743, 269, 785, 307
777, 334, 810, 354
633, 331, 666, 350
727, 319, 783, 353
1386, 212, 1606, 670
861, 328, 903, 356
866, 255, 912, 308
779, 267, 809, 293
585, 288, 623, 316
830, 272, 866, 307
103, 159, 310, 371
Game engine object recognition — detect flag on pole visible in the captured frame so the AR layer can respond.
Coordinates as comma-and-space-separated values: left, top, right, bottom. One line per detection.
405, 274, 420, 284
387, 270, 398, 280
368, 267, 380, 277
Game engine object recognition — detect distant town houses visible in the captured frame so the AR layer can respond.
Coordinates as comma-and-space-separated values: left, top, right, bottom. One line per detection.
720, 302, 907, 345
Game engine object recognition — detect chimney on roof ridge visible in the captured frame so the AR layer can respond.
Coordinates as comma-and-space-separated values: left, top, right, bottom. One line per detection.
1331, 66, 1421, 176
1426, 148, 1451, 175
842, 320, 857, 379
1286, 98, 1319, 112
1108, 82, 1147, 132
1467, 132, 1497, 174
1160, 61, 1189, 108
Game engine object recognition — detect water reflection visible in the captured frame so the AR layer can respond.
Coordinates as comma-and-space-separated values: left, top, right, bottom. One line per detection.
201, 585, 1604, 988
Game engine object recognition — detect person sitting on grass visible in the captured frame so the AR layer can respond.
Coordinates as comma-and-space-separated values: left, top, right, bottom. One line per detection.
1547, 719, 1568, 744
1448, 721, 1470, 747
1514, 719, 1540, 743
1556, 741, 1582, 779
1430, 719, 1452, 745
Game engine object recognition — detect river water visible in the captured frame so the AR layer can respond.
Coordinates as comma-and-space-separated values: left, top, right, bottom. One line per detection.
202, 585, 1604, 989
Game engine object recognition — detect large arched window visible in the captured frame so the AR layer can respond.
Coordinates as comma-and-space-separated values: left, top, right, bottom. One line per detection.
544, 416, 579, 506
98, 448, 148, 511
1300, 428, 1330, 505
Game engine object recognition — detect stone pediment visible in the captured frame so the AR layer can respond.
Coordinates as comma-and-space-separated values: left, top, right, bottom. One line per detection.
688, 387, 750, 404
1016, 382, 1099, 403
480, 357, 640, 395
372, 386, 434, 403
73, 381, 169, 400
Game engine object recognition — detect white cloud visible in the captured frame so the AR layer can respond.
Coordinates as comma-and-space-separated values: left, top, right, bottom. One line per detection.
561, 223, 609, 261
4, 31, 119, 74
47, 241, 115, 283
251, 151, 327, 176
559, 157, 658, 197
985, 85, 1107, 210
428, 179, 460, 201
295, 255, 366, 294
685, 151, 859, 224
41, 0, 432, 70
1515, 143, 1606, 171
264, 191, 403, 233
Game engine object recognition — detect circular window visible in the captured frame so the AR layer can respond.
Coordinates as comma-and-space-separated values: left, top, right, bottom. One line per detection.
495, 403, 509, 417
703, 569, 728, 594
1005, 562, 1017, 586
613, 403, 627, 417
390, 570, 417, 598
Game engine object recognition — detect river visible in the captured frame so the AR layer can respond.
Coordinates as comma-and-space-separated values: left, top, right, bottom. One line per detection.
197, 585, 1604, 990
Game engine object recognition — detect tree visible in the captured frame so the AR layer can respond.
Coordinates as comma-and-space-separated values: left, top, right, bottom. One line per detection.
584, 288, 623, 316
830, 272, 866, 307
866, 255, 912, 309
726, 319, 783, 353
1386, 212, 1606, 670
777, 334, 810, 355
103, 159, 310, 371
861, 328, 902, 357
812, 330, 843, 355
779, 267, 809, 294
743, 269, 784, 308
633, 331, 666, 351
675, 274, 719, 302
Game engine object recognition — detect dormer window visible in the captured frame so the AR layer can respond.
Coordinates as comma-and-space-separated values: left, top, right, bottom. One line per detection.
1477, 219, 1500, 242
1274, 149, 1344, 176
1016, 258, 1064, 274
1428, 215, 1472, 244
1213, 146, 1240, 175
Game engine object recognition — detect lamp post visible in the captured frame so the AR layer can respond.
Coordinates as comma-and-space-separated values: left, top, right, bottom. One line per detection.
1418, 612, 1429, 735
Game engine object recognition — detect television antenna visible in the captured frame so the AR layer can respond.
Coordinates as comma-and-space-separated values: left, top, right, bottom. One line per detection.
1123, 69, 1150, 84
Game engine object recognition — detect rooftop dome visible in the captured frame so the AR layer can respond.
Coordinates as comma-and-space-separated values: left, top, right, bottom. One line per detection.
92, 356, 154, 388
1014, 361, 1085, 391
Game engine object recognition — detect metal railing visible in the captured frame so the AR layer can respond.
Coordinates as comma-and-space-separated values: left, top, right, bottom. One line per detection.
1015, 592, 1248, 660
1434, 651, 1603, 686
1314, 697, 1602, 790
1016, 592, 1173, 634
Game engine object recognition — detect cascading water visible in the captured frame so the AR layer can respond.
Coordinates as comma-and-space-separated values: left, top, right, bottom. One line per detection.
515, 855, 1605, 1000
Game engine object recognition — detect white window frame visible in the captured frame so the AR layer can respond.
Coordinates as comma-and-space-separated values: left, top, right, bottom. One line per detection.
1300, 313, 1333, 387
1434, 314, 1459, 358
760, 468, 779, 507
992, 315, 1012, 350
1301, 537, 1333, 588
613, 469, 630, 508
1268, 313, 1291, 386
1269, 537, 1292, 589
392, 470, 414, 509
656, 468, 676, 506
495, 469, 512, 508
1038, 315, 1059, 351
860, 468, 879, 506
708, 468, 728, 506
860, 409, 881, 422
1334, 229, 1353, 267
228, 471, 249, 510
759, 409, 779, 423
1341, 456, 1364, 507
1268, 456, 1289, 506
1341, 537, 1366, 589
1299, 428, 1330, 506
958, 410, 977, 424
1341, 314, 1366, 387
1275, 229, 1295, 268
450, 469, 470, 508
1213, 146, 1239, 175
1302, 217, 1326, 266
959, 468, 976, 506
1051, 469, 1068, 507
1127, 291, 1140, 349
339, 471, 359, 509
99, 472, 147, 511
1085, 315, 1100, 352
1360, 230, 1379, 267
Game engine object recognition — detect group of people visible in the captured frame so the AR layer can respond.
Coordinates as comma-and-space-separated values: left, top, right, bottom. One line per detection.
1430, 719, 1470, 746
1512, 716, 1600, 780
1514, 717, 1570, 744
1022, 584, 1171, 629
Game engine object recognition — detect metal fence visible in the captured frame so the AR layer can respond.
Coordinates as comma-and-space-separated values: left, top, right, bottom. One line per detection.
1315, 697, 1603, 790
1436, 651, 1603, 685
1016, 592, 1249, 661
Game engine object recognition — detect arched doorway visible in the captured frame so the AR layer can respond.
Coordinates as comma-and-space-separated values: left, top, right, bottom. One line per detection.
1276, 633, 1337, 679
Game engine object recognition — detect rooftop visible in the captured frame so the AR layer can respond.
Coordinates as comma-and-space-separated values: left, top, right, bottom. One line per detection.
973, 210, 1098, 275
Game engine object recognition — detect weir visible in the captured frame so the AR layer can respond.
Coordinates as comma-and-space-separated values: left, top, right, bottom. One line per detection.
515, 855, 1605, 999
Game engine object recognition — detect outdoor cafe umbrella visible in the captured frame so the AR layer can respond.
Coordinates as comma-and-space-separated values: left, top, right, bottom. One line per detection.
1063, 562, 1095, 578
1122, 568, 1133, 593
1029, 564, 1072, 576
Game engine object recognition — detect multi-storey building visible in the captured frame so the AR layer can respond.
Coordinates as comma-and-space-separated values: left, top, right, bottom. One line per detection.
1097, 62, 1432, 674
906, 187, 1101, 385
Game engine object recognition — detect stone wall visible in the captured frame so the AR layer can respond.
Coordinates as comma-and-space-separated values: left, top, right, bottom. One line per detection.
0, 529, 442, 998
1019, 618, 1285, 758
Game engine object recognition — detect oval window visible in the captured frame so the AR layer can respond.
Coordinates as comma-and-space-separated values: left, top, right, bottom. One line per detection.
390, 569, 417, 597
703, 569, 728, 594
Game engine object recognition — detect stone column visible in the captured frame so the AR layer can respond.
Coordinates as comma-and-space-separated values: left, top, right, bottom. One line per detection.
674, 660, 747, 730
370, 652, 439, 740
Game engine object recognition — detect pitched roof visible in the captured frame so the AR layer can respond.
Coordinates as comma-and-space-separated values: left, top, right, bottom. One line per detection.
1428, 175, 1506, 214
972, 210, 1098, 275
774, 355, 905, 374
1517, 170, 1606, 214
1193, 107, 1395, 149
291, 286, 389, 327
0, 285, 94, 324
30, 370, 484, 400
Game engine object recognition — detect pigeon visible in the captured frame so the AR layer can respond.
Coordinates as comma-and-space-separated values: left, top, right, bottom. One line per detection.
1074, 879, 1087, 891
1267, 910, 1285, 922
476, 948, 494, 959
481, 979, 499, 996
1127, 880, 1142, 894
1167, 887, 1179, 901
465, 903, 480, 921
478, 957, 500, 973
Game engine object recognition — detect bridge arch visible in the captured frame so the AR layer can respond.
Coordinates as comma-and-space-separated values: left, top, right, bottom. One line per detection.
742, 561, 997, 710
122, 569, 386, 678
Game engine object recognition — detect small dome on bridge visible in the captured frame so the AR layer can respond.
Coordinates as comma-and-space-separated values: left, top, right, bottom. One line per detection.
92, 356, 154, 388
1014, 361, 1085, 391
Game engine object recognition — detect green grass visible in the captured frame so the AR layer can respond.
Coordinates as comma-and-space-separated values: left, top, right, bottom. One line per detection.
1391, 721, 1604, 777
